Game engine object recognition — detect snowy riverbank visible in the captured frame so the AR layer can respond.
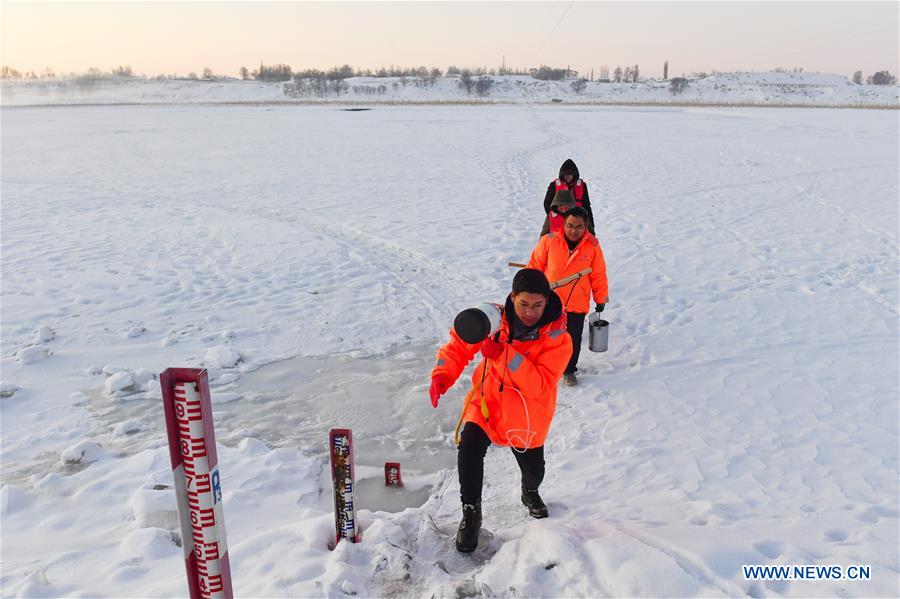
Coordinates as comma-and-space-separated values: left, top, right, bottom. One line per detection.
2, 71, 898, 108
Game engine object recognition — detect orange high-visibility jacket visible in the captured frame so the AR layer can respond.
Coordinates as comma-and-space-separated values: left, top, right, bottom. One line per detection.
432, 295, 571, 449
527, 231, 609, 314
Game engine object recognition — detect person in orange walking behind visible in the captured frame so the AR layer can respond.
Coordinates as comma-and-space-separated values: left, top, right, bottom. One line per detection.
527, 207, 608, 387
429, 269, 572, 553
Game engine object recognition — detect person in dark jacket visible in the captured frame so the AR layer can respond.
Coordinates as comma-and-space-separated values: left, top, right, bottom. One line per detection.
543, 159, 595, 235
539, 189, 576, 238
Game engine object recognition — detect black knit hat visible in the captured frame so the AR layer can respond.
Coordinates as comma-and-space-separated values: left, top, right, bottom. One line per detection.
512, 268, 551, 297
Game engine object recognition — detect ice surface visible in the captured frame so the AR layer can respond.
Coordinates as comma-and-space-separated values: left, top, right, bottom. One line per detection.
1, 104, 897, 597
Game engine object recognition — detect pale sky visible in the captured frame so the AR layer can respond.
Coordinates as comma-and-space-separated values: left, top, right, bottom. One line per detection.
2, 1, 898, 79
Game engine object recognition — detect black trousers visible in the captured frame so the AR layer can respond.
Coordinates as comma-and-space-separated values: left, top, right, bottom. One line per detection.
565, 311, 586, 374
457, 422, 544, 505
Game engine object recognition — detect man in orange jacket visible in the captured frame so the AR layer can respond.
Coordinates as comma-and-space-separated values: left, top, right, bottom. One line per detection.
430, 269, 572, 553
527, 207, 608, 386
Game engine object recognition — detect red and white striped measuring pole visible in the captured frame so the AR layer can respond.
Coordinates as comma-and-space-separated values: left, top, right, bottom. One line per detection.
161, 368, 234, 599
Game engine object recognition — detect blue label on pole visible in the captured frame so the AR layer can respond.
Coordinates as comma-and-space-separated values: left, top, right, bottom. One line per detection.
212, 469, 222, 504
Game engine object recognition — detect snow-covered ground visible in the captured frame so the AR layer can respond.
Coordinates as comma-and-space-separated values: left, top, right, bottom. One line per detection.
1, 104, 898, 597
2, 71, 898, 108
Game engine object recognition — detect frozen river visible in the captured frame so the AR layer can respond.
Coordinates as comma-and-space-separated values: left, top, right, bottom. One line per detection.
2, 104, 897, 597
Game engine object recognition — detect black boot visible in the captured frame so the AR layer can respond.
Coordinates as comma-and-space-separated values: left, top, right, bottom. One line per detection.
455, 502, 482, 553
521, 485, 548, 519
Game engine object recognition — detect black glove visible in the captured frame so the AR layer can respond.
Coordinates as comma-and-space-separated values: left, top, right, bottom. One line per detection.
595, 303, 605, 313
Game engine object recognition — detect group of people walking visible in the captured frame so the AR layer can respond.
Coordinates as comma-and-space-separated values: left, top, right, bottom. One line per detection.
429, 159, 610, 552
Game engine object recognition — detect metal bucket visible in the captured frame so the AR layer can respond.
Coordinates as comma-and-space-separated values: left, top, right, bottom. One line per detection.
587, 313, 609, 353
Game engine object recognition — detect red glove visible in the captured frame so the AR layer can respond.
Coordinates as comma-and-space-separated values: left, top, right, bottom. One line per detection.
429, 375, 450, 408
480, 337, 504, 361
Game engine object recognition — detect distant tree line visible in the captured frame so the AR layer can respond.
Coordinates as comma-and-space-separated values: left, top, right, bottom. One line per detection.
1, 65, 133, 80
611, 65, 640, 83
283, 76, 350, 98
0, 61, 570, 85
247, 62, 534, 83
853, 70, 897, 85
9, 62, 893, 89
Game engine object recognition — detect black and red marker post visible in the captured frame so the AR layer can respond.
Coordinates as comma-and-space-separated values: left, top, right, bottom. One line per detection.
329, 428, 359, 545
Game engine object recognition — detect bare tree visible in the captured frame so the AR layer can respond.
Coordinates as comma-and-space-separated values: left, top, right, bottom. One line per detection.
633, 64, 640, 82
330, 79, 349, 96
871, 70, 897, 85
852, 70, 862, 84
202, 67, 214, 80
239, 66, 250, 80
253, 64, 292, 81
327, 64, 354, 79
475, 76, 494, 96
663, 60, 668, 80
613, 66, 623, 82
669, 77, 689, 95
531, 65, 568, 80
1, 66, 22, 79
458, 69, 475, 94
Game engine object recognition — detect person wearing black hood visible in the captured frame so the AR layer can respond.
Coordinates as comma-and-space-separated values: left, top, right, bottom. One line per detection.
543, 159, 595, 235
429, 269, 572, 552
